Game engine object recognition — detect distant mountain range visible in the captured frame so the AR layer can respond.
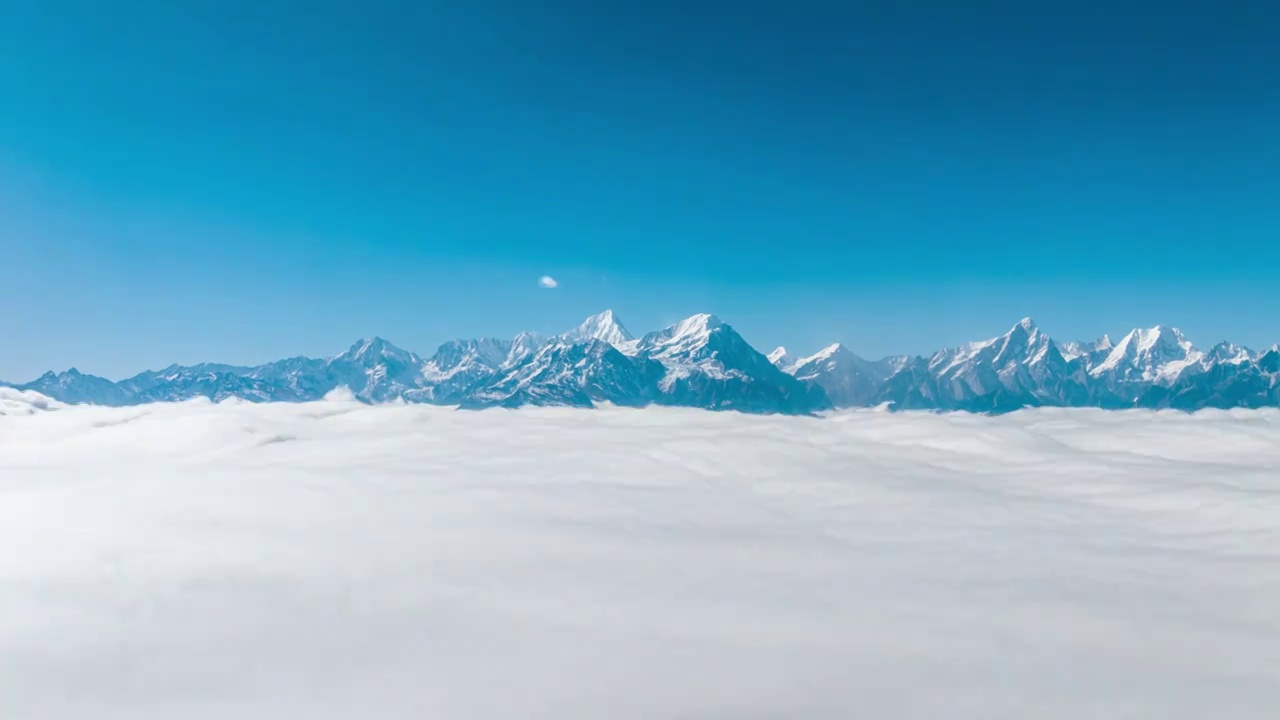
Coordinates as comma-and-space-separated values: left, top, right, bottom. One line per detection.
5, 311, 1278, 414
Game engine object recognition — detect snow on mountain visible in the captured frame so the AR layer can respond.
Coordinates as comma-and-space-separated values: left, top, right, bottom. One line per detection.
460, 339, 664, 410
558, 309, 635, 351
333, 336, 421, 367
767, 346, 794, 369
1261, 346, 1280, 374
419, 338, 513, 403
1058, 335, 1114, 366
1090, 325, 1204, 398
504, 331, 549, 369
16, 368, 133, 406
943, 320, 1068, 400
1206, 341, 1254, 366
635, 313, 724, 360
324, 337, 427, 402
8, 315, 1278, 414
1141, 346, 1280, 410
128, 371, 298, 404
870, 319, 1094, 411
119, 363, 256, 397
634, 314, 829, 413
247, 356, 333, 401
784, 343, 903, 408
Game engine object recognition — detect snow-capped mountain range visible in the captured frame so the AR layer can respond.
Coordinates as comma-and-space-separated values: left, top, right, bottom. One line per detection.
5, 312, 1278, 414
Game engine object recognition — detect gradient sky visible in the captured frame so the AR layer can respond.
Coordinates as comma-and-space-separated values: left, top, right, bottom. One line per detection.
3, 1, 1278, 381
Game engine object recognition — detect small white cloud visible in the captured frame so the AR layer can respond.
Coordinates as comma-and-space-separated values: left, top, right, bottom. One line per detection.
538, 276, 558, 289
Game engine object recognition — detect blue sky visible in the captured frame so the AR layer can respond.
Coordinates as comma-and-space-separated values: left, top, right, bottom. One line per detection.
2, 1, 1278, 380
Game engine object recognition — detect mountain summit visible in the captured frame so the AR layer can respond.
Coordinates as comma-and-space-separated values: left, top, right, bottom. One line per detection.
559, 309, 635, 350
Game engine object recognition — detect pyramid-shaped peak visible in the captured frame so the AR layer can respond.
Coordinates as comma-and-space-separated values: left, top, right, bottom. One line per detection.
338, 336, 415, 364
767, 346, 793, 366
1002, 318, 1044, 341
563, 309, 634, 346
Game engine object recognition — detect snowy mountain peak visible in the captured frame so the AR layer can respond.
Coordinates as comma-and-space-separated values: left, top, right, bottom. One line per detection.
562, 310, 634, 348
790, 344, 861, 380
1092, 325, 1202, 384
805, 343, 849, 363
1060, 334, 1115, 364
1208, 341, 1253, 365
635, 314, 729, 359
505, 331, 549, 368
767, 346, 793, 368
427, 338, 511, 372
1139, 325, 1187, 349
12, 314, 1277, 414
334, 337, 419, 366
671, 313, 722, 335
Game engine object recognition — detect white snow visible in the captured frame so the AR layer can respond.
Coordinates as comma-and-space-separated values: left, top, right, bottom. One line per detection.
2, 402, 1280, 718
559, 309, 634, 350
642, 312, 721, 353
634, 314, 731, 380
802, 342, 845, 364
1092, 325, 1204, 383
790, 343, 855, 381
767, 345, 793, 368
1057, 341, 1087, 362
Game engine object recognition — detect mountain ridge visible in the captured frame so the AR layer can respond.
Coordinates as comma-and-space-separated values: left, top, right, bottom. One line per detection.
5, 312, 1277, 414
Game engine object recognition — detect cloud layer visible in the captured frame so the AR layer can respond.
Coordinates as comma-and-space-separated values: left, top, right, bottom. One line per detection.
2, 399, 1279, 718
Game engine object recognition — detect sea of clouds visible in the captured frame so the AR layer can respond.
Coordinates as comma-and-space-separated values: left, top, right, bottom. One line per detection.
2, 389, 1279, 718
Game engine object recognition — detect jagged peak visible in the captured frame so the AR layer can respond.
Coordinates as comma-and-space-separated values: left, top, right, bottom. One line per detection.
767, 346, 792, 366
1090, 324, 1202, 382
1208, 341, 1253, 364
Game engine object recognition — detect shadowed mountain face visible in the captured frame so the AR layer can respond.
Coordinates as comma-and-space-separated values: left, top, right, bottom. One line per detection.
10, 314, 1279, 414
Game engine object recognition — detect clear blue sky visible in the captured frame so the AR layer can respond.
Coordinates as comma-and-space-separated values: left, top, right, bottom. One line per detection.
2, 1, 1278, 381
